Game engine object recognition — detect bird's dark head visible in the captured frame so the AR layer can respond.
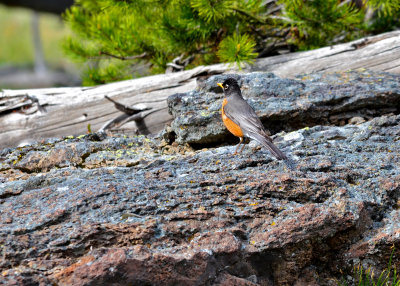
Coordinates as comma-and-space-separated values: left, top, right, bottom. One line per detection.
217, 78, 241, 97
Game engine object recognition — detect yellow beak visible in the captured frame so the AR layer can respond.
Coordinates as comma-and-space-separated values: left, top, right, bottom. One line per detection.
217, 83, 224, 89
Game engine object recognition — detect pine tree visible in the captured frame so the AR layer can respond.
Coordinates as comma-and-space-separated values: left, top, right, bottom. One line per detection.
63, 0, 400, 85
277, 0, 400, 50
63, 0, 271, 85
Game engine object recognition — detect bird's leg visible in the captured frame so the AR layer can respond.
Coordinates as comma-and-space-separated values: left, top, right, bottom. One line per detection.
238, 139, 246, 153
234, 137, 244, 155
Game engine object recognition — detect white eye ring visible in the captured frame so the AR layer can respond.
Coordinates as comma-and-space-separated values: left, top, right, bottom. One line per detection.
225, 84, 229, 89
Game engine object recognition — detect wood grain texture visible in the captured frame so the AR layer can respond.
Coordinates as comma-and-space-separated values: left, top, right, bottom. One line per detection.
251, 31, 400, 77
0, 65, 227, 148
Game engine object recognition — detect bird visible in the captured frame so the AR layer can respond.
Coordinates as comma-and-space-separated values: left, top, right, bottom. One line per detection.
217, 78, 295, 169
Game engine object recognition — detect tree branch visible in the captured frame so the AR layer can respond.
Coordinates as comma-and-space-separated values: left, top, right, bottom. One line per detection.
230, 7, 267, 24
99, 51, 147, 60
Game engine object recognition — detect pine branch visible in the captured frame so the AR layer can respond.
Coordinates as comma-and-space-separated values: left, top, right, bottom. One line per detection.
98, 51, 148, 60
231, 6, 286, 25
230, 6, 267, 24
64, 0, 399, 84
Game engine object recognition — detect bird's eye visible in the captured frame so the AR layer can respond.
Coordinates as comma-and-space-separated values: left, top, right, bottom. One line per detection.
225, 84, 229, 89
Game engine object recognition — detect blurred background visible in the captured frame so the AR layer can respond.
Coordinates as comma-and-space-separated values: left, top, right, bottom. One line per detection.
0, 0, 80, 89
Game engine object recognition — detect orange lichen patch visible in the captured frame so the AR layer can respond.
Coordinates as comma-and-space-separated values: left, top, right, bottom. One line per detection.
221, 98, 243, 137
1, 270, 9, 277
53, 255, 95, 279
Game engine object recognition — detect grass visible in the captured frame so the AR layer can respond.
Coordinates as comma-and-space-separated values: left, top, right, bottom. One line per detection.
0, 4, 75, 70
338, 247, 400, 286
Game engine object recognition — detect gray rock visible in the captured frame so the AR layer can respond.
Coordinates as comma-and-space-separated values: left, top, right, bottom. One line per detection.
168, 70, 400, 146
349, 116, 366, 125
0, 71, 399, 285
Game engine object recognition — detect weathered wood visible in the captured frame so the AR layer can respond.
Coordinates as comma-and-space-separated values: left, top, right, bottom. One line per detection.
251, 31, 400, 77
1, 31, 399, 148
0, 65, 229, 148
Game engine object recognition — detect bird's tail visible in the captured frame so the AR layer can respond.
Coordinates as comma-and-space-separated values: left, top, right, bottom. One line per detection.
250, 133, 296, 170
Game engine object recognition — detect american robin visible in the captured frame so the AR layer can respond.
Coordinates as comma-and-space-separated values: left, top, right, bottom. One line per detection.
217, 78, 294, 169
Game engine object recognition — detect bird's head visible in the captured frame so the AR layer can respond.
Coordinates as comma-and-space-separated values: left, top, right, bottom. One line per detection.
217, 78, 241, 96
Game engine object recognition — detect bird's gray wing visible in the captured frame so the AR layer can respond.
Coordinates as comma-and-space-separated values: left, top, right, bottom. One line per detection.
223, 97, 270, 139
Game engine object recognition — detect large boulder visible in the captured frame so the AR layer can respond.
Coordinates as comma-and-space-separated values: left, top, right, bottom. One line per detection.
167, 70, 400, 146
0, 70, 399, 286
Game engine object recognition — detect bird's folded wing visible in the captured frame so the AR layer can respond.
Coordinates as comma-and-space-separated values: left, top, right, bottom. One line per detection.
223, 100, 268, 138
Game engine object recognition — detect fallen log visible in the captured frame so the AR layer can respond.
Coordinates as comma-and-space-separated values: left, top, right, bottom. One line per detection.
251, 31, 400, 76
0, 65, 227, 148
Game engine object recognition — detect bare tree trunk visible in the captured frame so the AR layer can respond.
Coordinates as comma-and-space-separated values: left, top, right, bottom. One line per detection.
32, 11, 47, 76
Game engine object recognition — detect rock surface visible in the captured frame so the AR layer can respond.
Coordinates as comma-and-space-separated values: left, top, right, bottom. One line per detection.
168, 70, 400, 146
0, 70, 399, 286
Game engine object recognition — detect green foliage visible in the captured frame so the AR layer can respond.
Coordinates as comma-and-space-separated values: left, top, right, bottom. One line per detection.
278, 0, 400, 50
367, 0, 400, 16
63, 0, 400, 85
63, 0, 265, 85
278, 0, 363, 49
190, 0, 232, 23
82, 60, 132, 85
217, 33, 258, 68
338, 247, 400, 286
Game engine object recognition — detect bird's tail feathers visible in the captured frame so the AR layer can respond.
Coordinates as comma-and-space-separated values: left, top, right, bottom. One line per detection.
250, 133, 296, 170
250, 133, 286, 160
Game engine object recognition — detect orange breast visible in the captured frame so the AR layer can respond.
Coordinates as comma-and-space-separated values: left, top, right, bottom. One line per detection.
221, 98, 244, 137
